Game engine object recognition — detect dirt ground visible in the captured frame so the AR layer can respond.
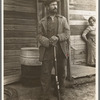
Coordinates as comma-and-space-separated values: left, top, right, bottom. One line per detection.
63, 82, 96, 100
5, 81, 96, 100
47, 82, 96, 100
18, 82, 96, 100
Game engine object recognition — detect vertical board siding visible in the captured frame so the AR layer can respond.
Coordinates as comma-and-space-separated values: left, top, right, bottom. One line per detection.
4, 0, 38, 85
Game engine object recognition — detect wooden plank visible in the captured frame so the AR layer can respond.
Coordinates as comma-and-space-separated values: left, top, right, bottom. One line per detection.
69, 0, 96, 11
4, 68, 21, 71
70, 0, 96, 5
71, 40, 85, 45
70, 20, 88, 25
4, 50, 20, 56
4, 74, 21, 85
73, 49, 86, 55
4, 25, 36, 31
70, 35, 87, 65
71, 44, 86, 50
4, 65, 21, 70
70, 10, 96, 16
4, 5, 36, 13
4, 62, 21, 68
71, 49, 86, 60
4, 30, 37, 37
4, 38, 37, 44
69, 4, 96, 11
73, 54, 86, 59
4, 69, 21, 76
4, 0, 14, 5
70, 14, 96, 20
4, 18, 36, 25
4, 0, 36, 7
71, 35, 84, 40
73, 59, 86, 65
4, 66, 21, 70
4, 44, 37, 50
4, 56, 20, 63
70, 35, 85, 45
4, 11, 37, 19
4, 69, 21, 73
71, 37, 84, 42
70, 14, 87, 20
70, 25, 87, 35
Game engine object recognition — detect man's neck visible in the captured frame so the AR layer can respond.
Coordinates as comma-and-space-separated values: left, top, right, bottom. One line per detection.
48, 12, 56, 21
50, 15, 55, 21
49, 13, 56, 17
48, 10, 58, 16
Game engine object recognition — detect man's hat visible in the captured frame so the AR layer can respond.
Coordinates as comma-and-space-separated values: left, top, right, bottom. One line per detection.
44, 0, 59, 6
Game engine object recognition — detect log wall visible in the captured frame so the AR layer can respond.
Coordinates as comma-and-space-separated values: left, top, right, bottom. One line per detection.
4, 0, 38, 85
69, 0, 96, 65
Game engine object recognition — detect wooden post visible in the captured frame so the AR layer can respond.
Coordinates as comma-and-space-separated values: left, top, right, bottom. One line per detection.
66, 0, 70, 23
66, 0, 72, 81
61, 0, 72, 81
58, 0, 61, 14
42, 3, 47, 17
36, 0, 39, 47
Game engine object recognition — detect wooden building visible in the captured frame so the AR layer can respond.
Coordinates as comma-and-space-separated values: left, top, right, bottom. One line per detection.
4, 0, 38, 85
69, 0, 96, 65
4, 0, 96, 85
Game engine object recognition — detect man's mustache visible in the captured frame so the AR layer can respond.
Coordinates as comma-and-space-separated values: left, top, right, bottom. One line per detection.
53, 8, 57, 10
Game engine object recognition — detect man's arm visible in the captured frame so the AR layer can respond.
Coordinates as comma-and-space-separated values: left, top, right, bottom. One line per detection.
37, 21, 50, 47
57, 17, 70, 41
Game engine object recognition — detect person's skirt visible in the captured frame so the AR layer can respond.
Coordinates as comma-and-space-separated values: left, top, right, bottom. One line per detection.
87, 41, 96, 66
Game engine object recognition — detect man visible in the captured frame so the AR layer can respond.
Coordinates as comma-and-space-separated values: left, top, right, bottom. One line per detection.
37, 0, 70, 100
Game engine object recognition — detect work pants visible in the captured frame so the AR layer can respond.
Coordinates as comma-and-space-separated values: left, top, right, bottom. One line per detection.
40, 55, 66, 99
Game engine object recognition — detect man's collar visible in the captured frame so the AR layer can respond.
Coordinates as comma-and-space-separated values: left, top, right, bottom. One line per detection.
41, 14, 63, 22
47, 13, 62, 18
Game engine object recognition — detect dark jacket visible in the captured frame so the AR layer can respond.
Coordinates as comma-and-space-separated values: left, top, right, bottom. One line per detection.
37, 14, 70, 61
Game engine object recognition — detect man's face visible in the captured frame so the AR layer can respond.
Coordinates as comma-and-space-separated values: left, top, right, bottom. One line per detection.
48, 2, 58, 14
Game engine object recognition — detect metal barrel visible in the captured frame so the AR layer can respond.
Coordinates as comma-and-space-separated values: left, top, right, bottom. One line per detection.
20, 47, 42, 87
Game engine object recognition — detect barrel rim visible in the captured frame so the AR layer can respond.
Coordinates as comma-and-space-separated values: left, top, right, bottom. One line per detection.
21, 64, 42, 66
20, 56, 39, 58
21, 47, 39, 50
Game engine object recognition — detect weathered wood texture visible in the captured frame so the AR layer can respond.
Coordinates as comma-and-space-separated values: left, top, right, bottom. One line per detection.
4, 0, 96, 84
70, 35, 86, 65
69, 0, 96, 11
69, 0, 96, 35
69, 0, 96, 65
4, 0, 38, 84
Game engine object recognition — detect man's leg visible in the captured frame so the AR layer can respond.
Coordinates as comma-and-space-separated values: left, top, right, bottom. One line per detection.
40, 60, 53, 100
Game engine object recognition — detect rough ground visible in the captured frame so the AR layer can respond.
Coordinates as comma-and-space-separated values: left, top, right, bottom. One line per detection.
13, 82, 95, 100
5, 65, 96, 100
63, 82, 95, 100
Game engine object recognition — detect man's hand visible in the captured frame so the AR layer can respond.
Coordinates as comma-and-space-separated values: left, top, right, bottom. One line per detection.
49, 36, 59, 46
39, 36, 50, 47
